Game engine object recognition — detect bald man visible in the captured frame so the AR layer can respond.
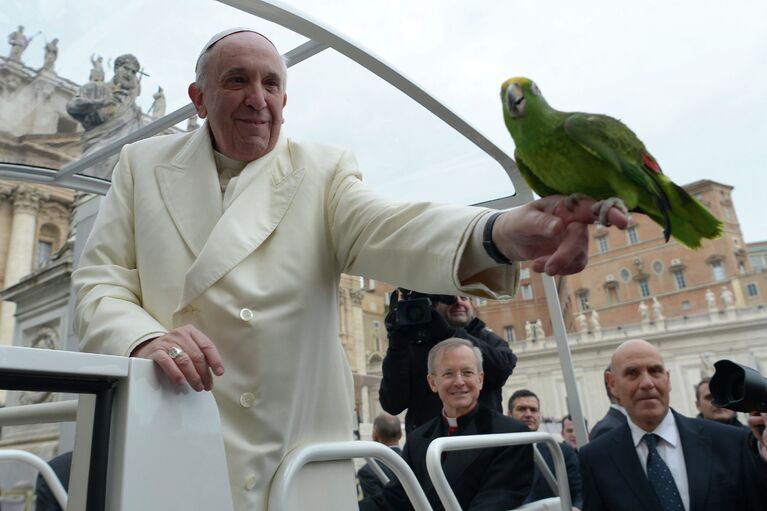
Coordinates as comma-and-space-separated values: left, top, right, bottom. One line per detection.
580, 339, 767, 511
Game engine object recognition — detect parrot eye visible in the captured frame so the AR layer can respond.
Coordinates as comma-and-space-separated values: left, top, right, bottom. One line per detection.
530, 82, 541, 96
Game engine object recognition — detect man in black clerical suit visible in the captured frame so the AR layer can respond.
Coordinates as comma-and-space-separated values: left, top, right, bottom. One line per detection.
580, 339, 767, 511
360, 338, 532, 511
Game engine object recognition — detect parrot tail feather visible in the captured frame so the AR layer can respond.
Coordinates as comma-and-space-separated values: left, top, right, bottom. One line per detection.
665, 182, 724, 249
648, 176, 673, 242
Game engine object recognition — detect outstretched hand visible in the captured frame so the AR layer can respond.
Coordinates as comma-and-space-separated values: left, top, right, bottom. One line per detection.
492, 195, 628, 275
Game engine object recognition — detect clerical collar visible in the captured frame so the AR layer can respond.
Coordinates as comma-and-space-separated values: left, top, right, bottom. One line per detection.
213, 150, 247, 194
442, 403, 479, 434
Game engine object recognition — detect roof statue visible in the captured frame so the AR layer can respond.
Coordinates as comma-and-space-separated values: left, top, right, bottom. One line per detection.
66, 54, 144, 179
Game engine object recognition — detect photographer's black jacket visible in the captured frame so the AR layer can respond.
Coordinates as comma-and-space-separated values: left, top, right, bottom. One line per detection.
379, 317, 517, 434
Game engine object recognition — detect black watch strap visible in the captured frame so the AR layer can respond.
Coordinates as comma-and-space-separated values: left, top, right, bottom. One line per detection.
482, 212, 512, 265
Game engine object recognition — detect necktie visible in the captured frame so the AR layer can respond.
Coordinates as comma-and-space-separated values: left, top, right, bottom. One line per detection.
644, 433, 684, 511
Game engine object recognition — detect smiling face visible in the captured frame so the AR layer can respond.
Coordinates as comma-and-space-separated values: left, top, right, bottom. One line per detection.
608, 339, 671, 431
427, 345, 484, 418
562, 418, 577, 448
188, 32, 287, 161
435, 296, 474, 328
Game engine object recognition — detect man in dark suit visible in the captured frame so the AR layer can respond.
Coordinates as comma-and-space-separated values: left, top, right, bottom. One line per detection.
361, 338, 532, 511
589, 364, 627, 440
580, 339, 767, 511
508, 389, 583, 509
357, 412, 403, 498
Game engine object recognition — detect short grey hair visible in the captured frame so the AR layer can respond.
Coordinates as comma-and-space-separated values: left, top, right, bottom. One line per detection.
195, 31, 288, 91
427, 338, 483, 374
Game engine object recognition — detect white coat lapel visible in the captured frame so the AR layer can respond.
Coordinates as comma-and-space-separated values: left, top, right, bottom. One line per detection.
179, 135, 305, 309
155, 126, 223, 256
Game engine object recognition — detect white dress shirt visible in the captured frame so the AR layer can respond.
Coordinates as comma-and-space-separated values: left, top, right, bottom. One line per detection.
627, 410, 690, 511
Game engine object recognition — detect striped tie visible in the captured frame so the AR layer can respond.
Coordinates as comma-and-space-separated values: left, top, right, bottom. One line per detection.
644, 433, 684, 511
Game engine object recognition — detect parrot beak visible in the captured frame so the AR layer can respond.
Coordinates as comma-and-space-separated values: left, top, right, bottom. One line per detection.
505, 83, 525, 118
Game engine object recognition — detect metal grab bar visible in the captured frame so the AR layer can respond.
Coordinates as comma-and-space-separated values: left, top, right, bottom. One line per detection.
425, 431, 572, 511
0, 450, 68, 510
0, 400, 78, 426
268, 440, 432, 511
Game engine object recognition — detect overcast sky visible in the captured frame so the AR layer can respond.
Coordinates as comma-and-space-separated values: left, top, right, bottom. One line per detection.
3, 0, 766, 243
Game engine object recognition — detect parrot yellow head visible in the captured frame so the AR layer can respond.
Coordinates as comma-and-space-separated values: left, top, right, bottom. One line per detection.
501, 77, 546, 119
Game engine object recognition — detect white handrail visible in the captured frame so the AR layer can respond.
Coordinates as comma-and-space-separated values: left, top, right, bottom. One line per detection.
0, 450, 67, 510
268, 440, 432, 511
425, 431, 572, 511
0, 400, 77, 426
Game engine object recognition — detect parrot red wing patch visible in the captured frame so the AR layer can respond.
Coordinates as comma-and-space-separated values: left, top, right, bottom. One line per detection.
643, 153, 662, 174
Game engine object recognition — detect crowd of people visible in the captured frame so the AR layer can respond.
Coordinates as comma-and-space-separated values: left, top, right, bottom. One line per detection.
29, 25, 766, 511
358, 314, 767, 510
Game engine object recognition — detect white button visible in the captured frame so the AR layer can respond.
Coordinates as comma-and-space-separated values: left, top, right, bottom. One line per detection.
239, 308, 254, 321
240, 392, 256, 408
244, 473, 257, 490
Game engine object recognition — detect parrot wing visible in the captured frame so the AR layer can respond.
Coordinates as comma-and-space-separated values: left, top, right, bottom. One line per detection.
563, 113, 672, 241
514, 152, 560, 197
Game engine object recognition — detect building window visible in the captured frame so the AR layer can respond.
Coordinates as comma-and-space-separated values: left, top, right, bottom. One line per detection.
375, 336, 381, 352
504, 325, 514, 342
751, 254, 767, 272
520, 267, 530, 279
620, 268, 631, 282
521, 284, 533, 300
372, 320, 380, 329
597, 236, 609, 253
35, 240, 53, 269
652, 260, 664, 274
747, 283, 759, 297
627, 226, 639, 245
710, 260, 726, 281
672, 269, 687, 289
607, 287, 619, 304
682, 300, 691, 310
576, 291, 589, 311
638, 278, 651, 298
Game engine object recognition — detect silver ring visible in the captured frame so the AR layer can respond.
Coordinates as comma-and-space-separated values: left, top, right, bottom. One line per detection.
167, 346, 184, 360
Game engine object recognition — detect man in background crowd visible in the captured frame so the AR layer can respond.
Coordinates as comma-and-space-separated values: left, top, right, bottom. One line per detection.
589, 365, 627, 440
357, 413, 403, 498
508, 389, 583, 509
361, 339, 532, 510
379, 292, 516, 434
580, 339, 767, 511
695, 376, 744, 427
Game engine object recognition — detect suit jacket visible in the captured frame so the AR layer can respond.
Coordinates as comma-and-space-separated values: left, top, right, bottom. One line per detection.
357, 446, 403, 498
72, 126, 518, 510
526, 441, 583, 508
580, 410, 767, 511
360, 405, 533, 511
589, 406, 627, 441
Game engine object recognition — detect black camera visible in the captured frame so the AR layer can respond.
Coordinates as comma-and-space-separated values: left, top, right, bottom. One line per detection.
396, 289, 456, 326
710, 360, 767, 413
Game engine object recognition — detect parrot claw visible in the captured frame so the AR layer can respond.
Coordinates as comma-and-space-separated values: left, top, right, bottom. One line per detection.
592, 197, 628, 227
564, 193, 593, 212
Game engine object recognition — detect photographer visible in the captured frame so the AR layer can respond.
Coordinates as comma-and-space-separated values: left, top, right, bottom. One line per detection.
379, 290, 517, 434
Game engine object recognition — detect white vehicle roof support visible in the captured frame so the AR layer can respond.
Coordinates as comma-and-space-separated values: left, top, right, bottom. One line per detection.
0, 450, 68, 510
425, 432, 572, 511
268, 441, 433, 511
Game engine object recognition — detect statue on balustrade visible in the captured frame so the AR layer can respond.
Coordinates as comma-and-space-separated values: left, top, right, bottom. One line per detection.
66, 53, 144, 179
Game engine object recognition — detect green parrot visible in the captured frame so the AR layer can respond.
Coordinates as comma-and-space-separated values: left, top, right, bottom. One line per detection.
500, 76, 722, 249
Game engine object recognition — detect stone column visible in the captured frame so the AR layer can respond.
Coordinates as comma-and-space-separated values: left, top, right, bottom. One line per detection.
0, 185, 42, 345
349, 289, 371, 423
